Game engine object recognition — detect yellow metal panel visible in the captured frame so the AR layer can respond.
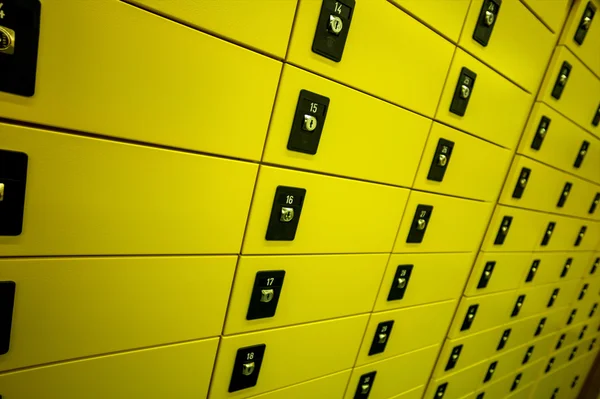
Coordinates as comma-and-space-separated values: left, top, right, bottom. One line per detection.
126, 0, 297, 58
521, 0, 571, 32
413, 123, 512, 201
373, 252, 475, 312
481, 206, 547, 252
518, 102, 600, 185
499, 155, 600, 219
448, 291, 518, 338
436, 49, 533, 149
286, 0, 455, 117
508, 311, 564, 347
388, 0, 470, 42
553, 280, 583, 308
242, 166, 409, 255
388, 385, 426, 399
345, 345, 439, 399
478, 345, 539, 386
516, 284, 559, 318
476, 359, 544, 399
355, 301, 456, 367
538, 46, 600, 139
532, 214, 600, 252
209, 315, 368, 398
262, 64, 431, 187
393, 191, 493, 253
0, 0, 282, 160
464, 252, 532, 296
460, 0, 556, 93
0, 256, 234, 372
425, 362, 489, 399
524, 252, 594, 286
505, 383, 535, 399
560, 0, 600, 76
544, 306, 573, 334
0, 338, 219, 399
247, 370, 351, 399
0, 123, 258, 256
532, 367, 569, 399
224, 254, 388, 334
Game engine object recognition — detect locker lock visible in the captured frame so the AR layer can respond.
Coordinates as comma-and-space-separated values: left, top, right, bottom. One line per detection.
561, 258, 572, 278
369, 321, 393, 355
477, 261, 495, 289
557, 182, 571, 208
473, 0, 501, 46
312, 0, 355, 62
497, 328, 511, 350
266, 186, 306, 241
575, 141, 589, 168
387, 265, 413, 301
511, 373, 522, 391
541, 222, 555, 246
512, 167, 530, 199
288, 90, 330, 155
228, 344, 266, 392
522, 345, 534, 364
575, 226, 586, 247
246, 271, 285, 320
511, 295, 525, 317
556, 334, 566, 349
575, 2, 596, 45
328, 15, 343, 35
241, 362, 255, 376
578, 284, 589, 301
535, 317, 546, 336
525, 260, 540, 283
354, 371, 376, 399
445, 345, 463, 371
302, 115, 318, 132
0, 26, 15, 55
427, 139, 454, 182
551, 61, 572, 100
450, 67, 476, 116
434, 383, 447, 398
406, 205, 433, 243
589, 193, 600, 215
280, 208, 294, 222
483, 361, 497, 383
260, 289, 274, 303
494, 216, 512, 245
531, 116, 550, 150
567, 309, 577, 325
460, 304, 478, 331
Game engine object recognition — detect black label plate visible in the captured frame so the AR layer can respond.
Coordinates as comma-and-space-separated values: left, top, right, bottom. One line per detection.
246, 270, 285, 320
228, 344, 266, 392
541, 222, 555, 246
0, 149, 28, 236
0, 281, 16, 355
531, 116, 550, 150
574, 141, 589, 168
312, 0, 355, 62
445, 345, 462, 371
512, 167, 530, 199
265, 186, 306, 241
494, 216, 512, 245
525, 259, 540, 283
477, 261, 495, 289
368, 320, 393, 356
450, 67, 476, 116
427, 138, 454, 182
552, 61, 571, 100
287, 90, 330, 155
473, 0, 501, 46
387, 264, 413, 301
575, 2, 596, 44
557, 182, 572, 208
406, 205, 433, 244
589, 193, 599, 215
354, 371, 376, 399
461, 304, 479, 331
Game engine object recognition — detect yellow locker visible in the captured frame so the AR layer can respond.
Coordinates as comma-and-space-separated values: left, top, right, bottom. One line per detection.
412, 123, 512, 202
0, 123, 258, 256
459, 0, 556, 93
0, 0, 282, 161
481, 206, 547, 252
544, 307, 576, 335
354, 300, 456, 367
388, 0, 470, 42
464, 252, 532, 296
538, 46, 600, 139
262, 64, 431, 187
373, 252, 475, 312
386, 385, 426, 399
224, 254, 387, 335
209, 315, 368, 398
344, 345, 439, 399
532, 214, 600, 252
393, 191, 493, 253
516, 284, 560, 318
504, 383, 535, 399
499, 155, 600, 219
554, 279, 585, 308
521, 0, 571, 33
517, 102, 600, 186
242, 166, 409, 255
0, 256, 234, 372
0, 338, 219, 399
475, 359, 545, 399
425, 362, 489, 399
125, 0, 297, 58
246, 370, 351, 399
523, 252, 594, 287
448, 291, 518, 339
559, 0, 600, 77
286, 0, 455, 117
435, 48, 533, 149
532, 365, 570, 399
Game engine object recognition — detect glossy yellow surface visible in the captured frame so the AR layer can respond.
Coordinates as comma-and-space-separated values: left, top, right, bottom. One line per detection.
0, 339, 219, 399
393, 191, 493, 253
521, 0, 571, 32
127, 0, 297, 58
449, 291, 518, 338
344, 345, 439, 399
436, 49, 533, 149
287, 0, 455, 117
246, 370, 351, 399
413, 123, 512, 201
464, 252, 532, 296
0, 123, 258, 256
480, 206, 549, 252
354, 300, 456, 366
209, 315, 368, 398
373, 252, 475, 311
518, 102, 600, 185
388, 0, 471, 42
242, 166, 409, 254
460, 0, 556, 93
532, 214, 600, 252
224, 254, 388, 334
0, 256, 234, 372
0, 0, 282, 160
560, 0, 600, 76
538, 46, 600, 138
425, 362, 489, 399
263, 64, 431, 187
476, 359, 544, 399
525, 252, 594, 286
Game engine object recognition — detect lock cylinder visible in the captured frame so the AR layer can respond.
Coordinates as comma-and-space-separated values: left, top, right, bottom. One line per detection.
0, 25, 15, 55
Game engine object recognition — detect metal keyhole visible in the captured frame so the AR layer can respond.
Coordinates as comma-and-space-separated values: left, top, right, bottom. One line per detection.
485, 10, 495, 26
303, 115, 318, 132
417, 219, 427, 230
438, 154, 447, 166
280, 207, 294, 222
242, 362, 255, 376
539, 127, 547, 137
0, 26, 15, 55
460, 84, 470, 99
260, 289, 274, 303
559, 73, 568, 85
329, 15, 343, 35
519, 178, 527, 188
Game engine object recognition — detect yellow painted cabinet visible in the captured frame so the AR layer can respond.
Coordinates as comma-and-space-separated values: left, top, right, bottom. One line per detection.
0, 123, 258, 256
0, 0, 282, 160
459, 0, 556, 93
0, 338, 219, 399
524, 252, 594, 287
532, 214, 600, 252
373, 252, 475, 312
246, 370, 351, 399
436, 48, 533, 149
464, 252, 532, 296
242, 166, 409, 255
126, 0, 297, 58
286, 0, 455, 117
521, 0, 571, 33
262, 64, 431, 187
412, 123, 512, 201
224, 254, 388, 334
481, 206, 548, 252
393, 191, 493, 253
0, 256, 234, 372
560, 0, 600, 77
425, 362, 489, 399
209, 315, 368, 398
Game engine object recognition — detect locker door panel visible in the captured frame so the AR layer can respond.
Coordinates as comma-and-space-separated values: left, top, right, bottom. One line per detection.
0, 123, 258, 256
246, 370, 351, 399
521, 0, 571, 33
559, 0, 600, 76
0, 256, 235, 372
425, 363, 489, 399
242, 166, 409, 255
224, 254, 388, 334
0, 0, 282, 160
481, 206, 547, 252
0, 338, 219, 399
464, 252, 532, 296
